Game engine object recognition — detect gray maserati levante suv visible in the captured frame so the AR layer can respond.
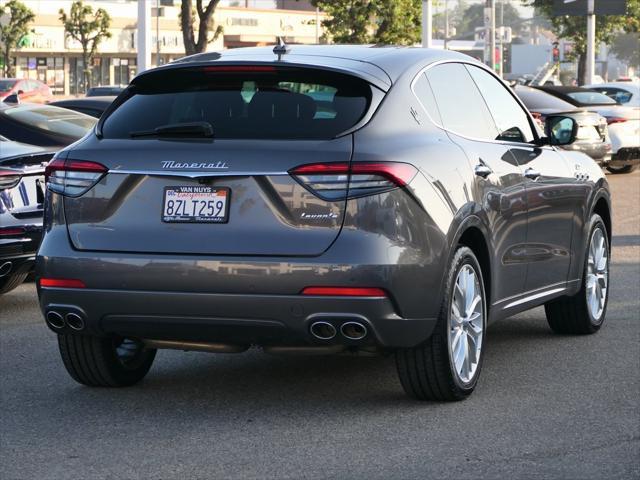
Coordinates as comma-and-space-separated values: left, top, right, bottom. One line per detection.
37, 46, 611, 401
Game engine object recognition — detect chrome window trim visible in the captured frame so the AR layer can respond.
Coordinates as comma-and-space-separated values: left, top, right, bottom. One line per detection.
410, 59, 544, 148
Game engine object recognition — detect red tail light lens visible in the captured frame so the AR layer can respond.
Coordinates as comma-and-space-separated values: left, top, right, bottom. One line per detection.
605, 116, 628, 125
39, 278, 86, 288
0, 168, 23, 190
289, 162, 418, 200
45, 158, 107, 197
301, 286, 387, 297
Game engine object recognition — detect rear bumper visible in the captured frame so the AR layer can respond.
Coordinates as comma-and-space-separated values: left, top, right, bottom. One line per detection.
38, 287, 437, 349
609, 147, 640, 167
0, 223, 42, 276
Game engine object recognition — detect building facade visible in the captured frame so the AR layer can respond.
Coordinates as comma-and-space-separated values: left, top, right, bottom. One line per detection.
7, 0, 324, 95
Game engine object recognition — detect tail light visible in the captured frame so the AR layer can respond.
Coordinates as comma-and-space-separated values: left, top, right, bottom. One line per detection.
605, 116, 627, 125
0, 227, 26, 236
289, 162, 418, 200
0, 168, 22, 190
45, 158, 107, 197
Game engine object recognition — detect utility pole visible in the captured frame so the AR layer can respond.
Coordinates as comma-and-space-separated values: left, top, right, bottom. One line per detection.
490, 0, 496, 73
498, 0, 504, 78
156, 0, 161, 67
137, 0, 151, 74
585, 0, 595, 85
444, 0, 449, 50
422, 0, 433, 48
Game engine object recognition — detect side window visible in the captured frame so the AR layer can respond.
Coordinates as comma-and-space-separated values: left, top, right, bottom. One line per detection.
413, 73, 442, 124
425, 63, 499, 141
466, 65, 535, 143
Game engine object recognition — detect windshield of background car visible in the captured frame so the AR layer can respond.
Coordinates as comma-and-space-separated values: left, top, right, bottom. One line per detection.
516, 88, 576, 111
3, 104, 97, 138
0, 80, 16, 93
568, 91, 617, 105
101, 66, 373, 140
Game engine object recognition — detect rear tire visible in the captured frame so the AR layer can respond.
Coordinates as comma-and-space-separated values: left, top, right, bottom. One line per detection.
395, 246, 487, 401
0, 271, 29, 295
58, 334, 156, 387
545, 214, 609, 335
606, 164, 637, 174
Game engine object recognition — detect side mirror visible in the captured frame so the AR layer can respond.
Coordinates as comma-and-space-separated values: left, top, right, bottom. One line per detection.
3, 93, 20, 104
545, 115, 578, 146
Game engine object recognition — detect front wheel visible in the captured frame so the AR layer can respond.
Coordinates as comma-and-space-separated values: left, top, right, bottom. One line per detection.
58, 334, 156, 387
545, 214, 610, 334
396, 246, 487, 401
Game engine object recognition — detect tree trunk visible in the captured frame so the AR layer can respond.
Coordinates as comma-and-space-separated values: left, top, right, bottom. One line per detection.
3, 47, 12, 77
82, 50, 90, 92
181, 0, 197, 56
577, 53, 586, 86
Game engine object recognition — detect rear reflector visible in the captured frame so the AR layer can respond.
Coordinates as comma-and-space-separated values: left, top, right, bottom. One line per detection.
301, 287, 387, 297
39, 278, 86, 288
0, 227, 26, 236
0, 168, 23, 190
289, 162, 418, 201
45, 158, 107, 197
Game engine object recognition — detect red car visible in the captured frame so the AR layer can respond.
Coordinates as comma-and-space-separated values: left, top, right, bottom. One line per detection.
0, 78, 53, 104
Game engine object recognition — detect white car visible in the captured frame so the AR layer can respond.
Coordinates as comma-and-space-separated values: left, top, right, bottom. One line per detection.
536, 86, 640, 174
585, 81, 640, 108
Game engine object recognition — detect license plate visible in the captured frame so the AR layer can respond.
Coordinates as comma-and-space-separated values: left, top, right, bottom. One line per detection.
162, 186, 229, 223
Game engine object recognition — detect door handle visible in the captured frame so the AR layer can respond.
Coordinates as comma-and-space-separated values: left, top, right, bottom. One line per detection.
474, 163, 493, 178
524, 168, 541, 180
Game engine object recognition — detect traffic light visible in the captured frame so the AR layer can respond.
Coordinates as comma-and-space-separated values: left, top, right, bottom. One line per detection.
552, 46, 560, 63
503, 44, 511, 74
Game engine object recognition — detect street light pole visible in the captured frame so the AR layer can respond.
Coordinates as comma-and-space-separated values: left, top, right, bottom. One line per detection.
422, 0, 433, 48
444, 0, 449, 50
137, 0, 151, 74
490, 0, 496, 73
585, 0, 595, 85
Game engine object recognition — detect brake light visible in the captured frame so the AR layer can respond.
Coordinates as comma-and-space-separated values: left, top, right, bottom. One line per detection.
301, 287, 387, 297
0, 168, 22, 190
45, 158, 107, 197
39, 278, 86, 288
605, 116, 628, 125
289, 162, 418, 200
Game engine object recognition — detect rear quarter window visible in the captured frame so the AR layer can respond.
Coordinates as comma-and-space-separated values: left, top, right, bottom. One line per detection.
101, 66, 373, 140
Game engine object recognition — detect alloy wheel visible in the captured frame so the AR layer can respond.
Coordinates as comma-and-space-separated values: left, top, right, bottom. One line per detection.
449, 264, 484, 384
586, 227, 608, 323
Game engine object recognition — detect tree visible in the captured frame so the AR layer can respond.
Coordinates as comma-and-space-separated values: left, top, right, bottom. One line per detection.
59, 1, 111, 90
179, 0, 223, 56
611, 32, 640, 71
0, 0, 34, 77
456, 2, 522, 40
311, 0, 421, 45
524, 0, 640, 84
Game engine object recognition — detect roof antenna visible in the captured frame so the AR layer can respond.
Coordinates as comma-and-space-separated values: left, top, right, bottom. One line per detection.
273, 36, 291, 61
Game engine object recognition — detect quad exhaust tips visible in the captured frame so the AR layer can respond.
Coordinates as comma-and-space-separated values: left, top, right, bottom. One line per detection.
46, 311, 65, 330
45, 310, 86, 331
309, 320, 368, 341
310, 321, 337, 340
341, 321, 368, 340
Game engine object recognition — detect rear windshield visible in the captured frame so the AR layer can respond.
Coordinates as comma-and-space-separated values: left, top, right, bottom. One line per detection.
101, 66, 372, 140
0, 80, 16, 92
567, 91, 617, 105
515, 87, 575, 111
2, 104, 96, 138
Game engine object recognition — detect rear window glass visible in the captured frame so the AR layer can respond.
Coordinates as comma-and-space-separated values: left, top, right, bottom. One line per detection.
515, 87, 576, 111
0, 80, 16, 93
3, 104, 96, 138
101, 66, 372, 140
567, 91, 617, 105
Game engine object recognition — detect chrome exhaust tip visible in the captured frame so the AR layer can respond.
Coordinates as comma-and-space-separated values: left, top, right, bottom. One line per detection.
46, 311, 65, 330
65, 313, 85, 331
341, 322, 367, 340
310, 321, 337, 340
0, 261, 12, 277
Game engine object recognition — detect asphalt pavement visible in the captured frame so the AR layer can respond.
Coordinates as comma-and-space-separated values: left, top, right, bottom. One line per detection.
1, 171, 639, 479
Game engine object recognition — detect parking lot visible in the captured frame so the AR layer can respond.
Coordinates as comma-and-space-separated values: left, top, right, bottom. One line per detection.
1, 171, 638, 479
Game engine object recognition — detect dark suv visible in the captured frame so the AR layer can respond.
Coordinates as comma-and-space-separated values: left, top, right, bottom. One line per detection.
37, 46, 611, 401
